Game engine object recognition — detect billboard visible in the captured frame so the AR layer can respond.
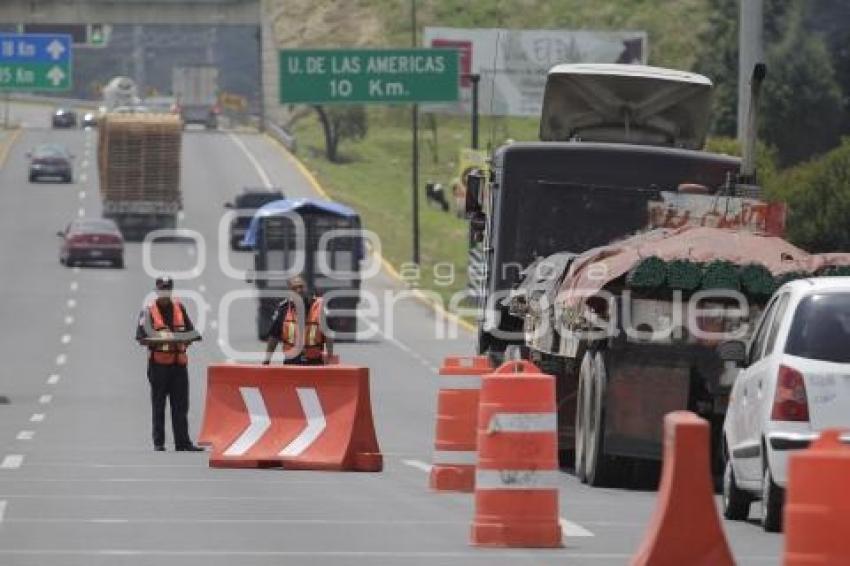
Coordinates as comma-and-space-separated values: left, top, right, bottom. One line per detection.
422, 27, 648, 117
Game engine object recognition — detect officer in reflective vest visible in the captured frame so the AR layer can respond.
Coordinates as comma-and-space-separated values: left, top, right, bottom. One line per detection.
136, 276, 203, 452
263, 276, 333, 365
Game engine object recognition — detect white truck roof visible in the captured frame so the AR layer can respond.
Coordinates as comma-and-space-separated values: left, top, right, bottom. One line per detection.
539, 63, 713, 150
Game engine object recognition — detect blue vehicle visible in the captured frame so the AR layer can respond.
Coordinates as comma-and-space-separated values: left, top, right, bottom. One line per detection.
243, 198, 363, 340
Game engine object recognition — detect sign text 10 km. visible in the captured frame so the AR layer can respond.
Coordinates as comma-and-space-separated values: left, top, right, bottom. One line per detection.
279, 48, 459, 104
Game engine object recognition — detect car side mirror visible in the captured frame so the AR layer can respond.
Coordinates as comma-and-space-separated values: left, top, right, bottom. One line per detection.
464, 170, 484, 217
224, 202, 233, 209
718, 340, 747, 366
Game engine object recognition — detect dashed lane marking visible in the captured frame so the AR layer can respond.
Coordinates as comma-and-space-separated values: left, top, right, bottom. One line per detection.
401, 459, 432, 473
66, 299, 76, 309
61, 334, 71, 345
55, 354, 66, 366
64, 316, 73, 325
78, 190, 85, 200
30, 414, 44, 423
0, 500, 6, 522
79, 172, 87, 183
47, 374, 60, 385
72, 267, 80, 274
16, 431, 34, 441
0, 455, 23, 469
38, 395, 52, 405
69, 281, 78, 292
77, 207, 85, 217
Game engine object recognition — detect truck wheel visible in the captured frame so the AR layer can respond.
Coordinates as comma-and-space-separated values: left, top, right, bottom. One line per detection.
761, 466, 784, 532
723, 458, 752, 521
582, 350, 618, 487
574, 352, 592, 483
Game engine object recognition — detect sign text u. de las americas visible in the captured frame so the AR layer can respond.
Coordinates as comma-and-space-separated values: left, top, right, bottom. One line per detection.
279, 48, 459, 104
0, 33, 72, 92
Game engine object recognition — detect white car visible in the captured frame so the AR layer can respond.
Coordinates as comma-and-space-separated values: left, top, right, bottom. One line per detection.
720, 277, 850, 532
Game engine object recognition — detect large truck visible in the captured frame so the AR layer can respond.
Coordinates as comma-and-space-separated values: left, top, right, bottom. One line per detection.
98, 113, 183, 240
242, 199, 363, 341
172, 65, 220, 129
469, 63, 786, 485
101, 76, 140, 113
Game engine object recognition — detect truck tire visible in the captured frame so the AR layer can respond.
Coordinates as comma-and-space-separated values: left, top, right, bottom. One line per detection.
581, 349, 618, 487
722, 458, 752, 521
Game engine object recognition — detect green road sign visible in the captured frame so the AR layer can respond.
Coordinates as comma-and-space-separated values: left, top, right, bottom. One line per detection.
279, 48, 459, 104
0, 34, 72, 92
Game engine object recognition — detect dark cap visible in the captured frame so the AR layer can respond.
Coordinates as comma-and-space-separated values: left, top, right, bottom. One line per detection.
155, 276, 173, 290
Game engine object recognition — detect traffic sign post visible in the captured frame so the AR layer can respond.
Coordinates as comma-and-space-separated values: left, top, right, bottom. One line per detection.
279, 48, 459, 104
0, 33, 72, 92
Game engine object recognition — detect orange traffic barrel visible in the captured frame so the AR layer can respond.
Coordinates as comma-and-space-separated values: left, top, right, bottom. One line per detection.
470, 360, 562, 548
631, 411, 733, 566
784, 429, 850, 565
429, 355, 492, 492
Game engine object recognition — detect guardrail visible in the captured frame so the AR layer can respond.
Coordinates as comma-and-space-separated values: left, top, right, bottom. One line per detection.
7, 93, 100, 109
264, 120, 297, 153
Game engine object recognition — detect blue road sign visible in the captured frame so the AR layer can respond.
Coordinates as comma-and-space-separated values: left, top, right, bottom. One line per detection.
0, 33, 72, 91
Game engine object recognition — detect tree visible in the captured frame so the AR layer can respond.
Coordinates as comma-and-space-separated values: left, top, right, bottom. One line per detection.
313, 105, 367, 163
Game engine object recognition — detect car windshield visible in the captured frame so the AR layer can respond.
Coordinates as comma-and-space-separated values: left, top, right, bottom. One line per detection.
73, 219, 119, 233
785, 292, 850, 363
33, 145, 66, 158
236, 193, 283, 208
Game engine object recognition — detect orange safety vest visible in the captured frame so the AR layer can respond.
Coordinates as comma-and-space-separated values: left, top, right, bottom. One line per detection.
148, 300, 188, 366
281, 297, 325, 360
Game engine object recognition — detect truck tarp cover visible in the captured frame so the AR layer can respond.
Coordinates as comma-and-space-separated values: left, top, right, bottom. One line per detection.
241, 198, 359, 248
558, 226, 850, 306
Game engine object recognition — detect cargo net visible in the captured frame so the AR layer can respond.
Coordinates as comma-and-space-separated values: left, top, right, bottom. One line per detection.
98, 114, 182, 205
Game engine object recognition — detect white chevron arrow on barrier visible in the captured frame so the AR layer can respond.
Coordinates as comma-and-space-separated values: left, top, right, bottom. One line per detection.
222, 386, 326, 457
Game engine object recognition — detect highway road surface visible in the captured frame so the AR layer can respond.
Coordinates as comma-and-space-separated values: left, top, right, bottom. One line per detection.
0, 104, 783, 565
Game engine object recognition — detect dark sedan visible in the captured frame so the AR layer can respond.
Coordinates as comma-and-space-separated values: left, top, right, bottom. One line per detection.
51, 108, 77, 128
224, 189, 285, 250
81, 112, 98, 128
58, 219, 125, 268
28, 144, 73, 183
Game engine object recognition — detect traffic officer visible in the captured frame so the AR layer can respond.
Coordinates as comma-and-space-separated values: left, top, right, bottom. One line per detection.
136, 276, 203, 452
262, 275, 333, 365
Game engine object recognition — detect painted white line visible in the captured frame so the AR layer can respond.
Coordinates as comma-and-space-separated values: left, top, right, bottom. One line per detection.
210, 320, 218, 330
39, 395, 53, 405
64, 315, 74, 325
69, 281, 78, 292
77, 207, 85, 217
66, 299, 76, 309
1, 455, 23, 469
16, 431, 34, 441
72, 267, 80, 274
228, 133, 272, 189
78, 190, 85, 200
30, 414, 45, 423
0, 500, 6, 522
81, 159, 89, 169
79, 172, 88, 183
61, 334, 71, 345
402, 459, 432, 473
47, 374, 60, 385
55, 354, 67, 366
199, 284, 206, 293
560, 518, 595, 538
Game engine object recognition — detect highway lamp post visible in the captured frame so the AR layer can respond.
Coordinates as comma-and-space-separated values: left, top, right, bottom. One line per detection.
462, 73, 481, 150
411, 0, 420, 266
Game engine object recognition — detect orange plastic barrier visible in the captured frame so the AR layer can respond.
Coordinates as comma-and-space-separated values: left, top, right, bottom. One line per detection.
784, 429, 850, 565
430, 355, 492, 493
631, 411, 733, 566
202, 364, 382, 471
470, 360, 562, 548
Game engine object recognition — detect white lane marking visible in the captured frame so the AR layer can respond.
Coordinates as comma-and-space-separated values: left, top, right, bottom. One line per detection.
39, 395, 52, 405
280, 388, 326, 457
55, 354, 67, 366
223, 388, 271, 457
178, 211, 186, 221
16, 431, 34, 441
198, 284, 206, 293
72, 267, 80, 274
66, 299, 76, 309
0, 500, 6, 522
81, 159, 89, 169
78, 190, 85, 200
209, 320, 218, 330
228, 133, 272, 189
560, 518, 595, 537
69, 281, 78, 292
402, 459, 433, 473
77, 207, 85, 217
47, 374, 60, 385
1, 455, 23, 469
61, 334, 71, 345
79, 172, 87, 183
64, 315, 74, 325
366, 320, 440, 373
30, 414, 45, 423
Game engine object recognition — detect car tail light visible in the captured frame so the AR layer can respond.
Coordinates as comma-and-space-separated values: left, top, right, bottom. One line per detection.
771, 365, 810, 422
212, 104, 221, 114
68, 234, 87, 246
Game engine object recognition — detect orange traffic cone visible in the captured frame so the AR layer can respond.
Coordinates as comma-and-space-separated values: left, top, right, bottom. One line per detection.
430, 356, 492, 493
784, 429, 850, 565
631, 411, 733, 566
470, 360, 562, 548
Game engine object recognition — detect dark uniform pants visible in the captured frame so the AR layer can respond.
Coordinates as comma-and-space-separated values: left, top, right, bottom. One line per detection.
147, 362, 191, 448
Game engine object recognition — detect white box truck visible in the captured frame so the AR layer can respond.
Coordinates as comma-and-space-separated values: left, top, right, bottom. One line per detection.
172, 65, 220, 129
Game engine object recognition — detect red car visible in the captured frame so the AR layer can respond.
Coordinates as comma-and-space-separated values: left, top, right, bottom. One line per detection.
58, 219, 124, 268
